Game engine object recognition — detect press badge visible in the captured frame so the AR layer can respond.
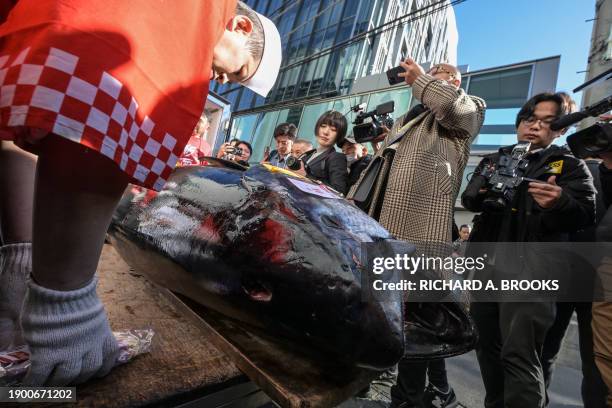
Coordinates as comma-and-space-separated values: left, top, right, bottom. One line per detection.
546, 160, 563, 174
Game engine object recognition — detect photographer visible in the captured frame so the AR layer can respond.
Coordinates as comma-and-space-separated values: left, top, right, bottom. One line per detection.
348, 59, 485, 408
217, 138, 252, 166
462, 92, 597, 408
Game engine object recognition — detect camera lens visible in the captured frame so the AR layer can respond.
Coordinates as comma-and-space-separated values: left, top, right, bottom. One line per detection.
286, 156, 301, 171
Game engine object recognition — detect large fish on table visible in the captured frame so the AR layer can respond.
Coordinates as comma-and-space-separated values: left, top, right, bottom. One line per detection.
109, 159, 475, 369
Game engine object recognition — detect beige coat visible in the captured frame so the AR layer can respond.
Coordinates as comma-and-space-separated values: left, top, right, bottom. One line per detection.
349, 74, 486, 255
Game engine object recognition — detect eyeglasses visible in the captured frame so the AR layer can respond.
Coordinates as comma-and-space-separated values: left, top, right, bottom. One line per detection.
521, 116, 558, 128
428, 65, 456, 78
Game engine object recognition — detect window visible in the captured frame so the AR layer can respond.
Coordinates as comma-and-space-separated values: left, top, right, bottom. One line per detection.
297, 100, 335, 143
424, 23, 433, 60
250, 110, 281, 161
286, 106, 303, 128
336, 18, 353, 43
367, 87, 413, 122
230, 114, 259, 142
238, 89, 254, 111
467, 66, 533, 109
309, 55, 330, 95
329, 2, 344, 25
322, 24, 338, 50
297, 60, 317, 97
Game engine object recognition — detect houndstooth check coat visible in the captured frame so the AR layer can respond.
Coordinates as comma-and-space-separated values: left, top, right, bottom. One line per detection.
349, 74, 486, 254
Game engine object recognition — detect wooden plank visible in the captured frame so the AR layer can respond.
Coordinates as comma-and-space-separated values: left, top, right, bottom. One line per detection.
34, 244, 244, 408
24, 243, 378, 407
160, 291, 380, 408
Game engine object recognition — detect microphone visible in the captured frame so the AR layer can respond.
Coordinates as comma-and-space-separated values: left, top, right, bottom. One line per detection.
550, 95, 612, 131
550, 111, 588, 131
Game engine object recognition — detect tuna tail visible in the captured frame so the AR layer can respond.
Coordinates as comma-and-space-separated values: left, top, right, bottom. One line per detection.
403, 301, 477, 360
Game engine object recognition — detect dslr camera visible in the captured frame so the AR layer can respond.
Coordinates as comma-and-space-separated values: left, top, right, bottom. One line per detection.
478, 142, 538, 210
285, 154, 302, 171
351, 101, 395, 144
224, 145, 244, 157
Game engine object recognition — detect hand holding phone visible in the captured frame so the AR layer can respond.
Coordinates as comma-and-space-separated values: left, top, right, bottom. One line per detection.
386, 65, 406, 86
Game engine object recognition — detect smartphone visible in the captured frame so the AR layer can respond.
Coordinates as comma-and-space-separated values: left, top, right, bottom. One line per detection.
386, 65, 406, 86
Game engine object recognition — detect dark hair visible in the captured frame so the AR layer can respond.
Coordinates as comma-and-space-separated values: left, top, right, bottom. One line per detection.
459, 224, 470, 231
515, 92, 577, 128
273, 123, 297, 140
235, 2, 264, 67
315, 110, 348, 148
237, 140, 252, 156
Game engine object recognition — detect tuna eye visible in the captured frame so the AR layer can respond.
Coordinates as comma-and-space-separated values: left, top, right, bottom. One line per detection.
242, 279, 273, 302
321, 215, 342, 229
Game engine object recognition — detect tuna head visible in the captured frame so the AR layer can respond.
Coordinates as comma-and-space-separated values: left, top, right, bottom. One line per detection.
110, 163, 406, 369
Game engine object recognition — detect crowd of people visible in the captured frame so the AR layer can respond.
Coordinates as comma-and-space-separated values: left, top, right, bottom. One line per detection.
205, 59, 612, 408
1, 1, 612, 408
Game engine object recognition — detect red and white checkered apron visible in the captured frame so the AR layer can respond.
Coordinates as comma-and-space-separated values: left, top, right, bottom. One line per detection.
0, 0, 236, 191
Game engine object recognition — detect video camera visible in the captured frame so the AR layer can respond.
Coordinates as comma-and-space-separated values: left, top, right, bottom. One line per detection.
478, 142, 538, 211
351, 101, 395, 144
554, 68, 612, 158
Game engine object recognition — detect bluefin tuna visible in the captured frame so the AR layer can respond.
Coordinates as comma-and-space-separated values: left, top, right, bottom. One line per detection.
109, 160, 475, 369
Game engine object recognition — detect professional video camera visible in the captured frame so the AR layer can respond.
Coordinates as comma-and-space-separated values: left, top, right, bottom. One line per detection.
478, 142, 539, 210
554, 67, 612, 158
351, 101, 395, 144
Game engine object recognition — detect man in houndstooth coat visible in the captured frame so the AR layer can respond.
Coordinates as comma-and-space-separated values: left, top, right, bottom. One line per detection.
348, 59, 485, 407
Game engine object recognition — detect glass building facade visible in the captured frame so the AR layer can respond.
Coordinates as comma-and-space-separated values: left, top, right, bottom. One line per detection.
211, 0, 458, 112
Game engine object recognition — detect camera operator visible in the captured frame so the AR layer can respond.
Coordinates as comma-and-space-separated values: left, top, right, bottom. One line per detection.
217, 138, 252, 166
540, 152, 608, 408
340, 136, 372, 188
349, 59, 486, 408
462, 92, 597, 408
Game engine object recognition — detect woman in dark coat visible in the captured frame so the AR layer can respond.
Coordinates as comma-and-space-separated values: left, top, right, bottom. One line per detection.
302, 110, 349, 195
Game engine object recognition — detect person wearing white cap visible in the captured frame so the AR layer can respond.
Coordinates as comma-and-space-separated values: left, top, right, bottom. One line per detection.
0, 0, 281, 387
212, 1, 282, 97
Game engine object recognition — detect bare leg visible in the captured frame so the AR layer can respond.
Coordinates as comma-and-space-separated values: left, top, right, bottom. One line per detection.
32, 134, 129, 291
0, 141, 36, 244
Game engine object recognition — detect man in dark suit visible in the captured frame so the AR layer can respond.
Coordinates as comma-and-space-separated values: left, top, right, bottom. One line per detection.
264, 122, 297, 168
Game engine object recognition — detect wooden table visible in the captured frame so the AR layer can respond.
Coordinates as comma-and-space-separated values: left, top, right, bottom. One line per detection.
34, 244, 244, 407
27, 244, 380, 407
